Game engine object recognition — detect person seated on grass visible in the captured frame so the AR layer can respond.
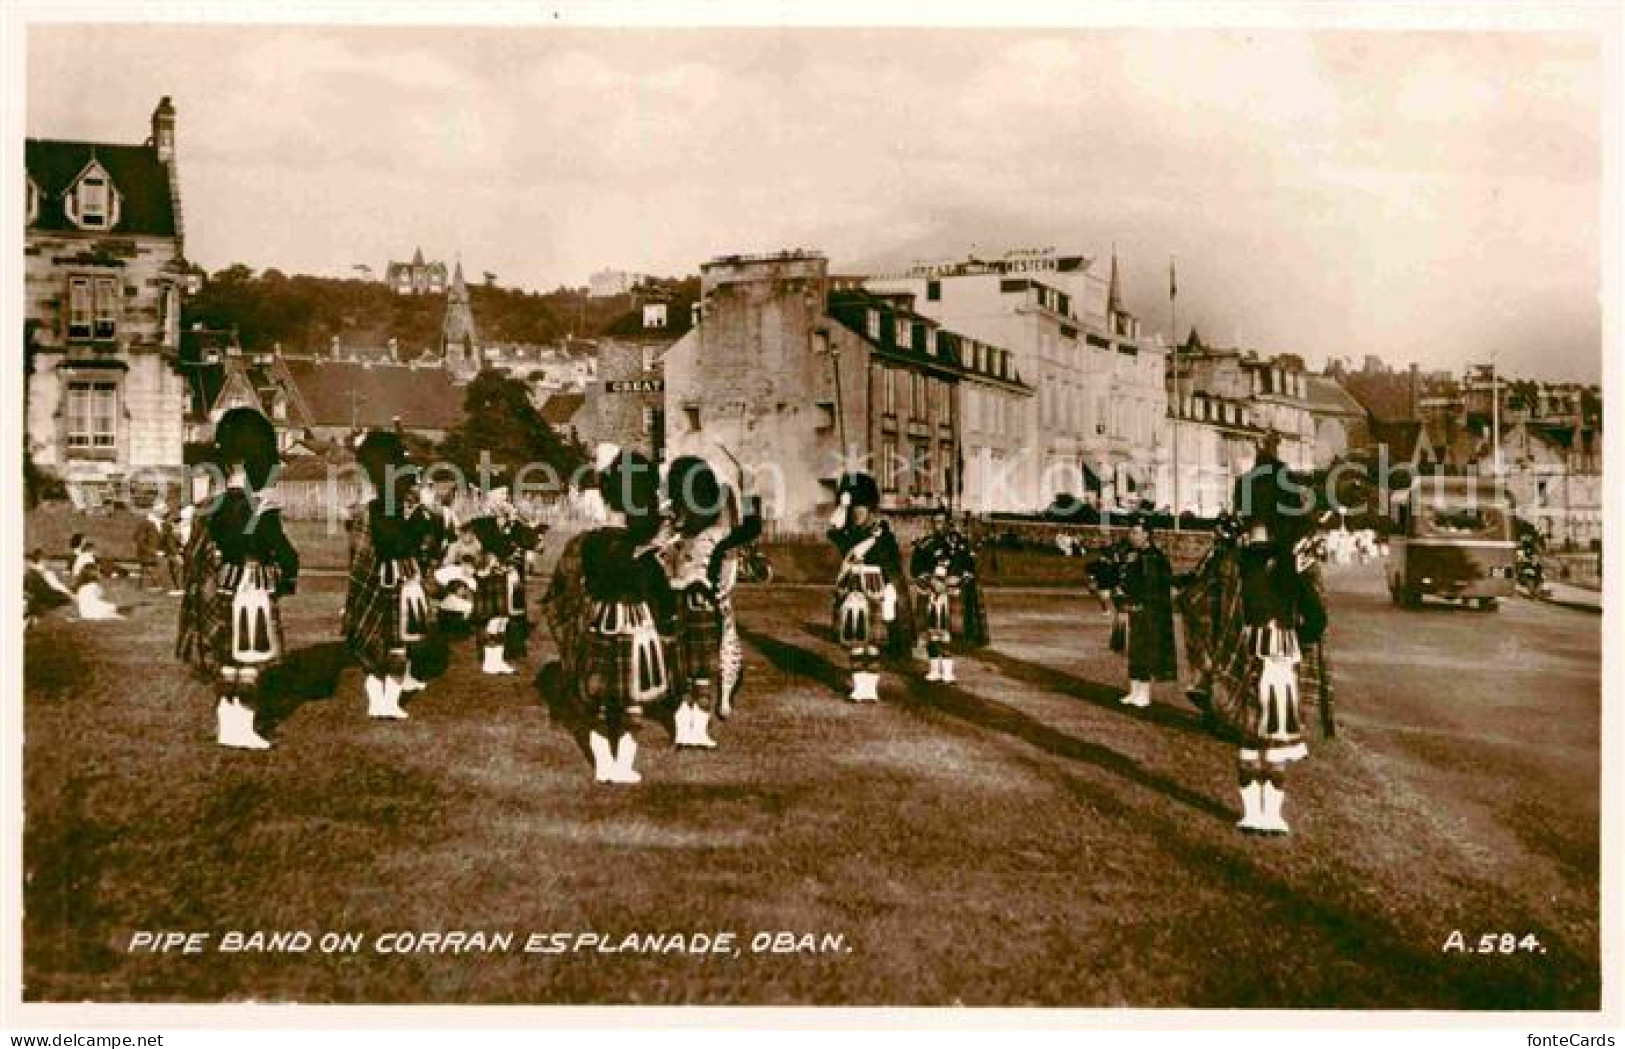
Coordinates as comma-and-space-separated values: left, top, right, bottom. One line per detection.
70, 541, 126, 621
68, 532, 92, 586
24, 548, 75, 626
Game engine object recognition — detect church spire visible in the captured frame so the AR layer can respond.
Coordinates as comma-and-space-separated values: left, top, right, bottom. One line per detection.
442, 258, 479, 381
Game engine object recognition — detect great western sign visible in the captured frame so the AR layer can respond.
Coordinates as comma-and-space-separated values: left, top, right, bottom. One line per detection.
605, 379, 665, 394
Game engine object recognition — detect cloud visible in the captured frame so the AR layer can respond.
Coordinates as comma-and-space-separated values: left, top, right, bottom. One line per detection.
25, 24, 1603, 379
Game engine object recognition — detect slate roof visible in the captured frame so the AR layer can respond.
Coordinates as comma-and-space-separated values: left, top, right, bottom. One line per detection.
601, 296, 696, 339
1305, 375, 1368, 418
282, 358, 465, 431
25, 139, 177, 237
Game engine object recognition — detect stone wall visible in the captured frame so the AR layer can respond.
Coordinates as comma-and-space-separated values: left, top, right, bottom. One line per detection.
25, 231, 187, 482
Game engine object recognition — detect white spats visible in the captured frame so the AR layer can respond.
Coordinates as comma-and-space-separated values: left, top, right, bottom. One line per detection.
366, 674, 407, 720
610, 735, 642, 784
400, 668, 427, 693
589, 731, 616, 783
925, 657, 943, 682
940, 658, 957, 684
482, 645, 516, 675
1258, 782, 1290, 835
216, 698, 270, 750
382, 677, 409, 720
590, 732, 642, 784
849, 671, 880, 703
675, 702, 717, 749
1236, 781, 1265, 832
1119, 680, 1152, 708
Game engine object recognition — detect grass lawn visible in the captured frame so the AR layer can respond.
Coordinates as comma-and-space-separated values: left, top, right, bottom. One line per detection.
21, 575, 1598, 1007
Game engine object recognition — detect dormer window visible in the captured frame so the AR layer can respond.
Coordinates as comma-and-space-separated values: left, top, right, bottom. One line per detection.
895, 318, 912, 349
925, 328, 937, 357
866, 309, 880, 340
643, 302, 668, 329
79, 177, 108, 226
64, 160, 121, 231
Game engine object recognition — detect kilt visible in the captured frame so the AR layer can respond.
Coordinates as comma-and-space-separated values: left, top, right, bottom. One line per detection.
673, 586, 724, 692
472, 569, 510, 624
1178, 544, 1331, 750
176, 536, 286, 679
344, 554, 428, 674
834, 587, 879, 650
834, 565, 887, 651
542, 533, 591, 691
924, 589, 953, 639
580, 600, 670, 712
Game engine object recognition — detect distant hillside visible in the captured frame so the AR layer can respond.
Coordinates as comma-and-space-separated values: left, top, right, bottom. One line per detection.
182, 266, 699, 355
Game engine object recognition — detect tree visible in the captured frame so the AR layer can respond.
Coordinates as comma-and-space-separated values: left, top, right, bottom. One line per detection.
437, 371, 584, 491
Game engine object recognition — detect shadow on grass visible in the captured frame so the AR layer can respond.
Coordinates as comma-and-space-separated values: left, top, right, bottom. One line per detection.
972, 648, 1215, 741
258, 641, 349, 731
742, 623, 1596, 1008
742, 625, 1233, 824
533, 660, 682, 771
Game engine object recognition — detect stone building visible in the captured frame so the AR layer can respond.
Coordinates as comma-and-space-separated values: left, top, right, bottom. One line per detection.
386, 247, 448, 296
662, 251, 852, 526
824, 288, 965, 508
1162, 331, 1319, 514
25, 96, 192, 506
1304, 374, 1370, 466
867, 247, 1167, 511
586, 294, 694, 460
661, 251, 1018, 526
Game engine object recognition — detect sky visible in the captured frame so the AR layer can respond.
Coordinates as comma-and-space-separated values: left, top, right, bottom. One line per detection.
26, 23, 1605, 380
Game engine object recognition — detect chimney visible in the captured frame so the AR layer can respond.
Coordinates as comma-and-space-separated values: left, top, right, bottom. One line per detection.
151, 96, 184, 253
152, 96, 176, 165
1409, 362, 1419, 421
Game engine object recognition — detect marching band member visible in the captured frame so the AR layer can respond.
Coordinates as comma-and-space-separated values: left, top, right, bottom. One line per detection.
1112, 517, 1178, 708
827, 472, 906, 703
500, 502, 545, 666
662, 456, 762, 748
408, 478, 456, 581
176, 407, 299, 751
466, 475, 523, 676
575, 448, 672, 783
1231, 440, 1328, 835
401, 478, 456, 689
908, 504, 987, 684
343, 431, 433, 720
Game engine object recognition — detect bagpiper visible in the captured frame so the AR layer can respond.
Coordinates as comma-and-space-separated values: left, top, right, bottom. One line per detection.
1228, 440, 1329, 835
465, 474, 528, 676
662, 455, 762, 748
176, 407, 299, 750
827, 472, 909, 703
343, 430, 434, 720
907, 504, 989, 684
1111, 516, 1178, 708
570, 448, 673, 783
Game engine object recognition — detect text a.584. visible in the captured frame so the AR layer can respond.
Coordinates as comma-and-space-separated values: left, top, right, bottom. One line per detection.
1442, 931, 1545, 954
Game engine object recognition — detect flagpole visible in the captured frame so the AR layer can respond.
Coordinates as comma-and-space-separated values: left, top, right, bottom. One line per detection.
1170, 254, 1180, 532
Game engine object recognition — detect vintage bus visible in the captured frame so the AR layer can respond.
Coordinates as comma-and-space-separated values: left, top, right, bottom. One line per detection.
1386, 476, 1517, 611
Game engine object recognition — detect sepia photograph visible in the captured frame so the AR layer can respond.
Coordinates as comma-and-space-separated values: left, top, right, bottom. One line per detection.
3, 0, 1618, 1027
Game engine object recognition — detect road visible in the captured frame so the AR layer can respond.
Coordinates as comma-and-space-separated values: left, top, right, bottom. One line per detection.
20, 560, 1602, 1007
